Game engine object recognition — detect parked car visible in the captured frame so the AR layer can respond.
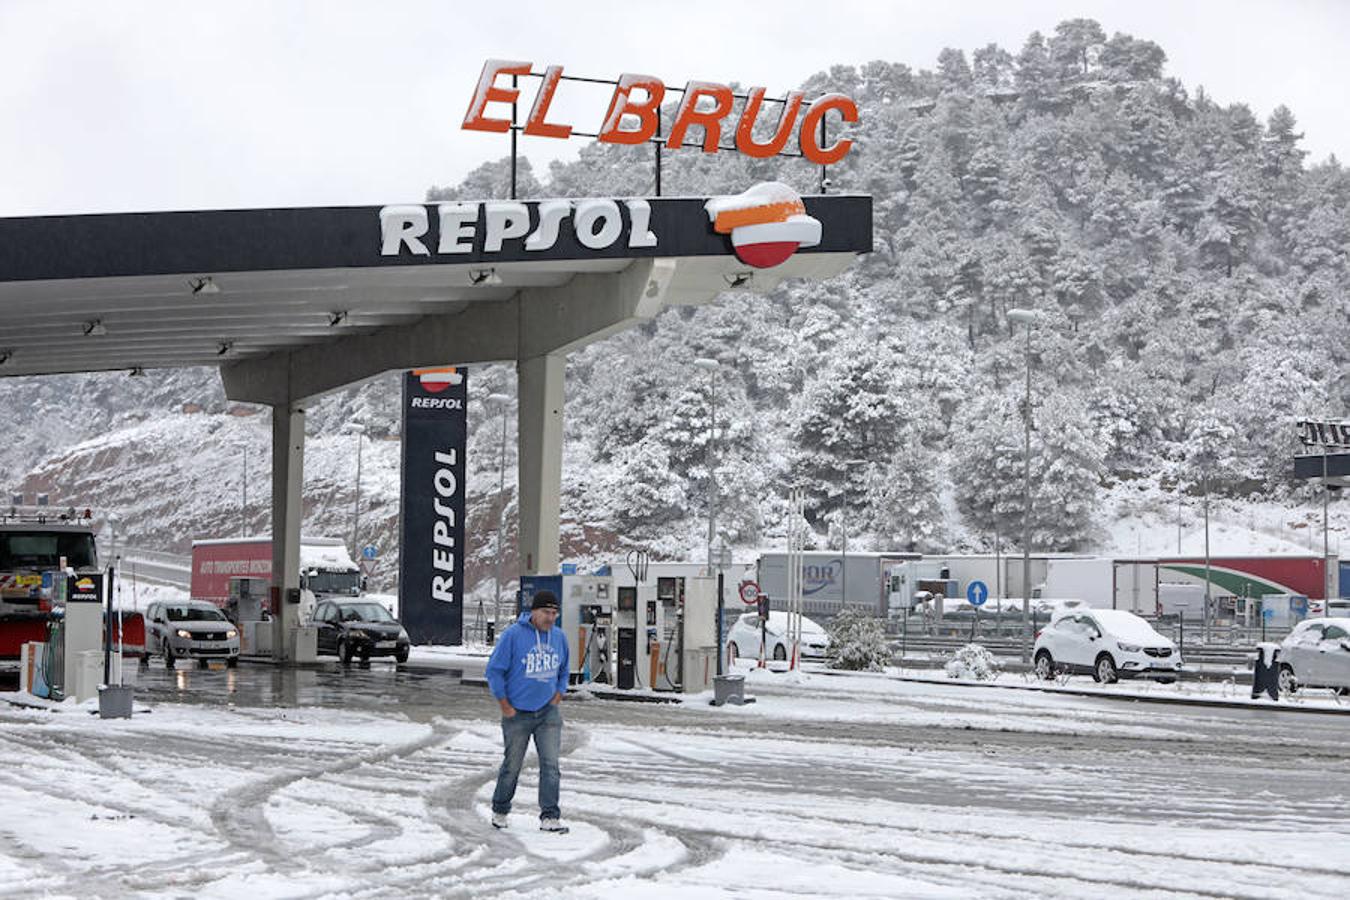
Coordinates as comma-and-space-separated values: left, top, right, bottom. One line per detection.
726, 610, 830, 662
1033, 609, 1179, 684
141, 600, 240, 668
1278, 617, 1350, 695
313, 599, 410, 665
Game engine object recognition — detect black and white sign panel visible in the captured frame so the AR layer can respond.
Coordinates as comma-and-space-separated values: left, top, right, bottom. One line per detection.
398, 368, 468, 645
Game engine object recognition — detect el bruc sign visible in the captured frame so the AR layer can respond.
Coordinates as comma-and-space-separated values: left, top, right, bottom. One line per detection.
463, 60, 859, 165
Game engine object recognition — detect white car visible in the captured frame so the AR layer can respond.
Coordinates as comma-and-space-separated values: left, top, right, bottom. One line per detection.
726, 611, 829, 662
142, 600, 240, 668
1033, 609, 1179, 684
1278, 617, 1350, 695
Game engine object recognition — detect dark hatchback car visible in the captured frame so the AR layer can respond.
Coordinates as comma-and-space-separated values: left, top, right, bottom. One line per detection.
313, 600, 410, 665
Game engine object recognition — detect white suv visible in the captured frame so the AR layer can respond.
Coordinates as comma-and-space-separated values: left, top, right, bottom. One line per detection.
142, 600, 240, 668
1034, 609, 1179, 684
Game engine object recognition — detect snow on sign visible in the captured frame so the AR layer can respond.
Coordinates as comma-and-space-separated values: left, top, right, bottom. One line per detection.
706, 183, 821, 269
463, 60, 858, 165
739, 580, 760, 605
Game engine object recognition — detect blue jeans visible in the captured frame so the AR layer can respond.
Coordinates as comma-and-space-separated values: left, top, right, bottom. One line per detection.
491, 703, 562, 819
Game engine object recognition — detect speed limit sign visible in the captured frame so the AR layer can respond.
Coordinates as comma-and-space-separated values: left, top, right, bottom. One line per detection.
738, 580, 761, 605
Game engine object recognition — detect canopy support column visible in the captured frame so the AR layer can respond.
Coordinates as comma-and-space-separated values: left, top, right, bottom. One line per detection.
270, 403, 305, 660
515, 353, 565, 576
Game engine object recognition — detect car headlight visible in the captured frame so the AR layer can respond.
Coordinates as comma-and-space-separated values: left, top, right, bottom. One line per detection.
176, 629, 192, 639
398, 629, 409, 642
225, 629, 238, 638
1117, 642, 1141, 652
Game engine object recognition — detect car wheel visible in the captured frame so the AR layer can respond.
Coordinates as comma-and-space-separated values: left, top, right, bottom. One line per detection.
1156, 677, 1177, 685
163, 640, 175, 669
1278, 664, 1298, 695
338, 637, 353, 666
139, 651, 149, 666
1034, 650, 1055, 681
395, 646, 409, 665
727, 641, 739, 662
1093, 654, 1118, 684
773, 644, 787, 661
226, 657, 238, 669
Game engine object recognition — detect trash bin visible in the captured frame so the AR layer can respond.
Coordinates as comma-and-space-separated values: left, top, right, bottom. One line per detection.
98, 684, 134, 719
1252, 642, 1281, 700
711, 673, 748, 706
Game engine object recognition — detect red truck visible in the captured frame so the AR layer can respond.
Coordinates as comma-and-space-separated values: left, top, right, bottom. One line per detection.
190, 536, 364, 620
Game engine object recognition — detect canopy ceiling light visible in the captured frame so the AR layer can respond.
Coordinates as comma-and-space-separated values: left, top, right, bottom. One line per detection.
469, 268, 502, 286
327, 310, 349, 327
128, 366, 146, 377
0, 350, 11, 365
189, 276, 221, 295
723, 271, 753, 288
216, 341, 234, 356
83, 319, 107, 336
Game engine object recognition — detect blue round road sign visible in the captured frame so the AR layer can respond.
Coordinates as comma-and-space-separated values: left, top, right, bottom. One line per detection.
966, 580, 988, 607
1261, 607, 1274, 622
362, 544, 379, 560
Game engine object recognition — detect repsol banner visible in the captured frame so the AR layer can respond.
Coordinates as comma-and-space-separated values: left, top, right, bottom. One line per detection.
398, 367, 467, 644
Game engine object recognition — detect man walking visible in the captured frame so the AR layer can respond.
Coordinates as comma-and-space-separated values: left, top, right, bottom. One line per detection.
486, 589, 570, 833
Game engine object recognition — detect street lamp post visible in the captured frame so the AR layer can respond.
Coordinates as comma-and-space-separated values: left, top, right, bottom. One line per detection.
487, 393, 512, 643
343, 423, 366, 559
694, 359, 720, 573
1007, 308, 1039, 663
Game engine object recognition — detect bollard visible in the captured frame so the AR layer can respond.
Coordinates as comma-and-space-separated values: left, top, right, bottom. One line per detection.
1252, 643, 1281, 700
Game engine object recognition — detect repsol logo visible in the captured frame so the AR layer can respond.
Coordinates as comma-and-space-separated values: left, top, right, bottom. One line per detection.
803, 560, 841, 596
410, 397, 464, 410
379, 199, 658, 258
430, 449, 461, 604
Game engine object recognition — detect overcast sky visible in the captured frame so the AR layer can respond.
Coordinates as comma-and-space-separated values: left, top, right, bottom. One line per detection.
2, 0, 1346, 217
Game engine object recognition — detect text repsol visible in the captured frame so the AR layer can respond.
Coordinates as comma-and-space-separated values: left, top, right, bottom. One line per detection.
379, 199, 657, 258
431, 449, 460, 603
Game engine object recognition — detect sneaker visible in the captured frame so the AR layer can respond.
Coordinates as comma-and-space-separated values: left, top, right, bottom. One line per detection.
539, 818, 570, 834
491, 812, 508, 829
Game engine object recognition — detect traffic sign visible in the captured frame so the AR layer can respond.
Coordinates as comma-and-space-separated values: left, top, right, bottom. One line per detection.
1262, 607, 1275, 622
966, 580, 988, 607
362, 544, 379, 560
739, 580, 760, 605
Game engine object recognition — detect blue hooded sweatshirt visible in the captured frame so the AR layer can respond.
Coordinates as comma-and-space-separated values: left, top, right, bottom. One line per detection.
486, 611, 570, 712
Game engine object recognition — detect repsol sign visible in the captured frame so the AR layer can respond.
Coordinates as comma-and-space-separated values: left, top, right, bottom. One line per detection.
398, 367, 468, 645
379, 199, 658, 260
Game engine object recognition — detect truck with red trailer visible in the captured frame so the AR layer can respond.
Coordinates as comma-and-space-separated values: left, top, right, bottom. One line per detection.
190, 536, 364, 623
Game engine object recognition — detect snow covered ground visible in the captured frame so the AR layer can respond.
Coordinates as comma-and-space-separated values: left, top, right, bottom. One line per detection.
3, 657, 1349, 898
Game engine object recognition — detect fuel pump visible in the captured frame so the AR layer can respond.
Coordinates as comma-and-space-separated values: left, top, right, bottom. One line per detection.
557, 574, 612, 684
615, 585, 638, 689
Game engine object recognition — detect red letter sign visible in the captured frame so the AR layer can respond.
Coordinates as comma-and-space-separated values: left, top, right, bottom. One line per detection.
799, 93, 858, 165
736, 88, 803, 159
524, 65, 572, 139
463, 59, 532, 133
598, 74, 666, 145
666, 81, 735, 152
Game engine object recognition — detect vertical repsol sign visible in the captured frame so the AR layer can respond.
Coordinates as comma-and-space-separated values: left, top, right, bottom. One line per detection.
399, 367, 467, 645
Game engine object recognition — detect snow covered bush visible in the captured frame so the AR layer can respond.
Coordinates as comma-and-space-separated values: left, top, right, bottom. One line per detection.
944, 644, 1002, 681
826, 608, 892, 671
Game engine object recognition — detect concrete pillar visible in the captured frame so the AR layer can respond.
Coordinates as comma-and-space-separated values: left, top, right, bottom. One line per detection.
516, 353, 565, 575
271, 403, 305, 660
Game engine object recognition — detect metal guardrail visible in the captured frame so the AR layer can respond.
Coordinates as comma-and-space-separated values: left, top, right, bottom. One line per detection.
113, 547, 192, 589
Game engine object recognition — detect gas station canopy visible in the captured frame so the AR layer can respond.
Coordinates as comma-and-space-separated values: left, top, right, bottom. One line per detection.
0, 194, 871, 385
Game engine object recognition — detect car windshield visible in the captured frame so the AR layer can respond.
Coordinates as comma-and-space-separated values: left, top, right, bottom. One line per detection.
166, 605, 227, 622
0, 531, 97, 569
1092, 611, 1164, 643
338, 603, 395, 623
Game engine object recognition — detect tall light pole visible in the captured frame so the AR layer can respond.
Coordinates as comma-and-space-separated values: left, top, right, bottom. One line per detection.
487, 393, 512, 642
239, 444, 249, 537
694, 358, 720, 572
1007, 308, 1039, 663
343, 423, 366, 558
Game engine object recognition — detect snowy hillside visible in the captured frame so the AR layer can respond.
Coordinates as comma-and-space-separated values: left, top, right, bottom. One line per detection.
4, 18, 1349, 594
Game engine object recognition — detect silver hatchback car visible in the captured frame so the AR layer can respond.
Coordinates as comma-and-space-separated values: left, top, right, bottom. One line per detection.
142, 600, 240, 668
1278, 617, 1350, 695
